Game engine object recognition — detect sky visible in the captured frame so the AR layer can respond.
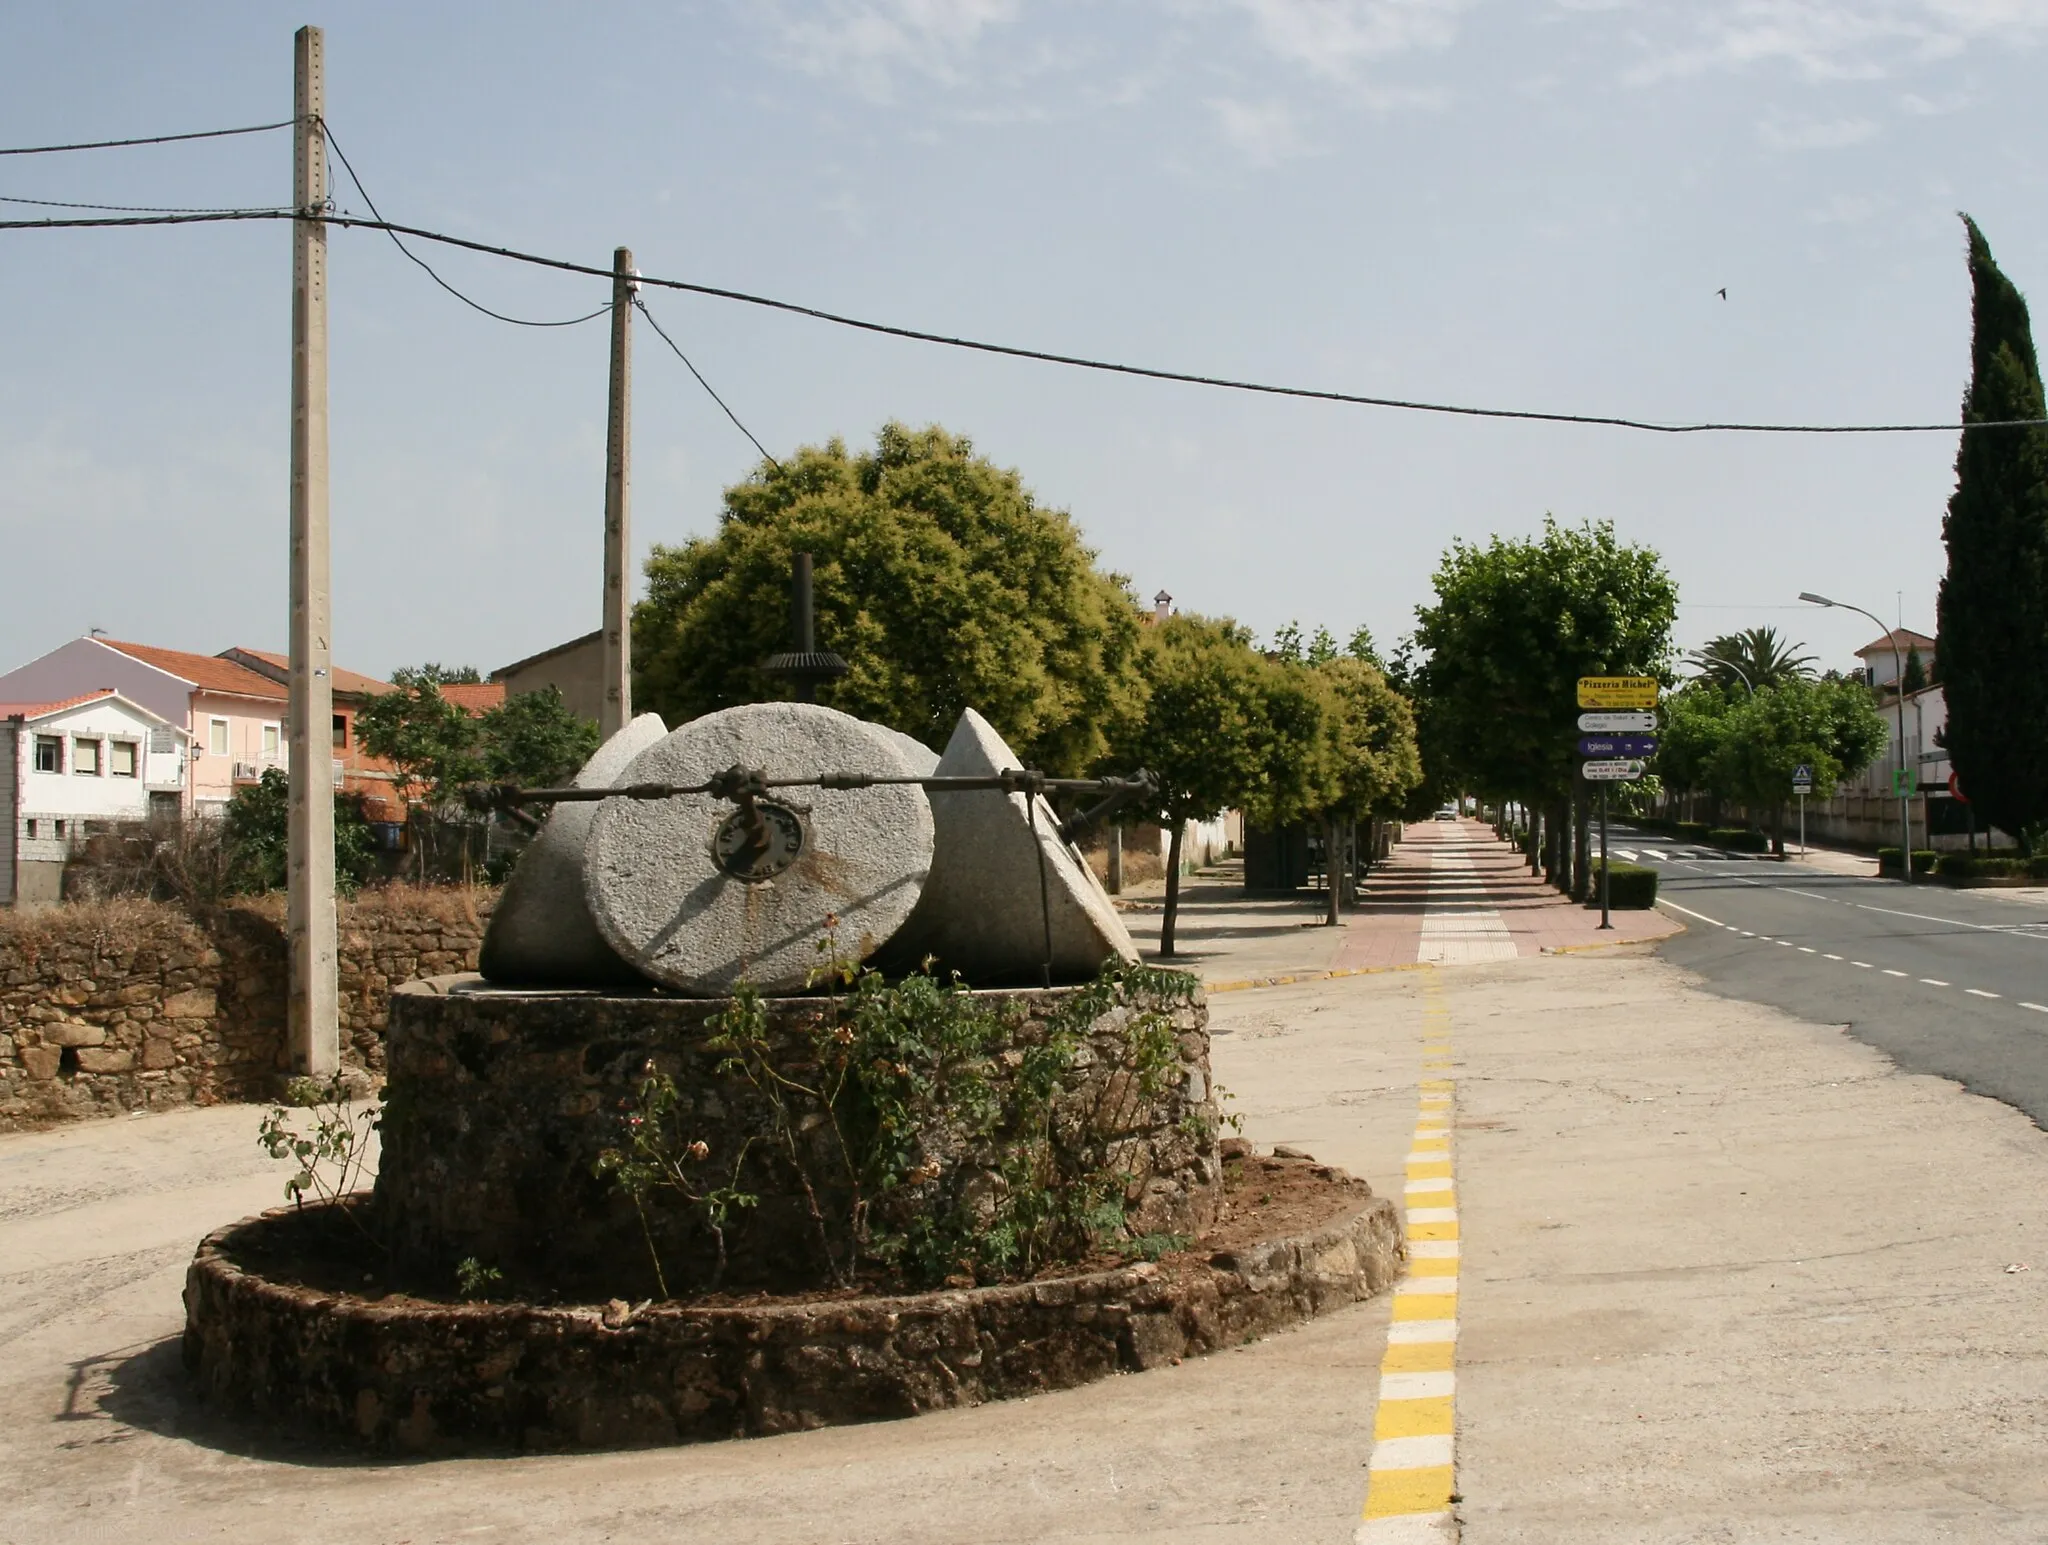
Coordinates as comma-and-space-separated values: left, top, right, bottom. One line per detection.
3, 1, 2044, 684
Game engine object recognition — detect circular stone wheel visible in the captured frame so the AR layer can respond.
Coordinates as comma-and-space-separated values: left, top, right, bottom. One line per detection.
585, 703, 935, 994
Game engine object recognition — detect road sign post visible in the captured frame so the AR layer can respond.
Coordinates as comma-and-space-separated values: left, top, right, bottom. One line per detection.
1791, 764, 1813, 856
1599, 784, 1611, 930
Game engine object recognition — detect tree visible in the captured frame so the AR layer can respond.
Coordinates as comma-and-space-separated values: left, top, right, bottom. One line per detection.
357, 671, 601, 880
354, 669, 483, 811
1110, 615, 1273, 957
221, 768, 378, 895
478, 686, 600, 789
1937, 216, 2048, 851
1688, 628, 1816, 693
1709, 678, 1887, 850
1412, 518, 1678, 892
634, 423, 1146, 775
1312, 656, 1422, 920
1901, 645, 1928, 696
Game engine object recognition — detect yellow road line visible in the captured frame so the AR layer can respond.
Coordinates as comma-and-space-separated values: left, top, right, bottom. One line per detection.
1359, 965, 1460, 1542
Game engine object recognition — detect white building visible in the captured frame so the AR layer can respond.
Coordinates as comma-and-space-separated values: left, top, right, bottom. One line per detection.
1, 690, 189, 907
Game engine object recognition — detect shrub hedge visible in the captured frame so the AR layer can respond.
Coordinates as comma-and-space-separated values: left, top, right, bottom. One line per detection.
1877, 848, 1940, 876
1675, 822, 1713, 843
1931, 852, 2048, 881
1588, 861, 1658, 909
1708, 828, 1771, 853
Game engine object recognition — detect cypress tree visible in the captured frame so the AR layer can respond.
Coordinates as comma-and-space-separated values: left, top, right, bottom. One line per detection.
1936, 217, 2048, 849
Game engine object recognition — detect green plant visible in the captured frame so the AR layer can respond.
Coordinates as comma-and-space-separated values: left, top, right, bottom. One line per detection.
597, 945, 1201, 1297
1588, 861, 1658, 909
222, 768, 379, 896
1707, 827, 1770, 853
1877, 847, 1940, 876
595, 1064, 760, 1296
1118, 1231, 1192, 1262
257, 1075, 381, 1244
1676, 821, 1712, 843
454, 1257, 504, 1300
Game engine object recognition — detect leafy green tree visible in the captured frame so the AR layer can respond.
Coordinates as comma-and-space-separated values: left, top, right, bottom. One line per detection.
1110, 615, 1273, 957
478, 686, 600, 789
1688, 628, 1815, 693
1937, 216, 2048, 851
1318, 657, 1423, 823
354, 669, 483, 811
634, 423, 1146, 775
1653, 684, 1741, 818
1709, 679, 1887, 851
1345, 625, 1385, 670
221, 768, 377, 895
1412, 518, 1678, 889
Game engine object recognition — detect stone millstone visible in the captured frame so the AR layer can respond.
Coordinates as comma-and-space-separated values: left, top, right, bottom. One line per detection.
882, 708, 1138, 985
477, 712, 669, 987
584, 703, 934, 995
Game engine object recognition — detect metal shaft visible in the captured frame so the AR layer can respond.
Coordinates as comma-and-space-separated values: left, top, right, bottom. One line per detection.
287, 24, 337, 1079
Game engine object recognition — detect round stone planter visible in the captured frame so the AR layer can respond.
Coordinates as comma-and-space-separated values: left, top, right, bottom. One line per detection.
182, 1163, 1401, 1454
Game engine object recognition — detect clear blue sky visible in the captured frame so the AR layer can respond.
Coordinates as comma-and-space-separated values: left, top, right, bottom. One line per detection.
3, 2, 2043, 681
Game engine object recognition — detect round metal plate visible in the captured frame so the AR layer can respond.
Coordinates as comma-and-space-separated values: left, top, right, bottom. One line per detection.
709, 801, 806, 881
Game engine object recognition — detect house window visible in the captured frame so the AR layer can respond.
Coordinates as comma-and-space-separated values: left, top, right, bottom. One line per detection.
332, 713, 348, 750
209, 718, 229, 757
54, 819, 68, 839
33, 734, 62, 773
110, 741, 138, 777
262, 722, 281, 759
73, 738, 101, 776
24, 819, 37, 840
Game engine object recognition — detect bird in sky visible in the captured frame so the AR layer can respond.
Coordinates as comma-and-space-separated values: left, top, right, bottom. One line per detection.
1717, 287, 1728, 300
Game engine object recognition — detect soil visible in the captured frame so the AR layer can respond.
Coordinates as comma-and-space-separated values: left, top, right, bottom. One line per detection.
224, 1151, 1372, 1312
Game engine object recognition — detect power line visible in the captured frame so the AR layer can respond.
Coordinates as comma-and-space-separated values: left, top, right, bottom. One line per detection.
634, 295, 781, 468
319, 121, 609, 329
0, 193, 290, 215
5, 203, 2048, 437
0, 118, 298, 156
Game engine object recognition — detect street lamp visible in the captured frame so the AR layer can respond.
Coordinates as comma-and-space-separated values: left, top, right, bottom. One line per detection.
1799, 592, 1913, 882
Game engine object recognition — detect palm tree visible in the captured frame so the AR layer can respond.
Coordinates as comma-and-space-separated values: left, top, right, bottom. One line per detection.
1688, 627, 1816, 693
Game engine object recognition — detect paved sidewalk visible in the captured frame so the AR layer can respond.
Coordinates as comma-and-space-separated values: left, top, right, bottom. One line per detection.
1117, 821, 1678, 986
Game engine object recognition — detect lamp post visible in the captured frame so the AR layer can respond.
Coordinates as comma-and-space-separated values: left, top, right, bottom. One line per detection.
1800, 592, 1913, 881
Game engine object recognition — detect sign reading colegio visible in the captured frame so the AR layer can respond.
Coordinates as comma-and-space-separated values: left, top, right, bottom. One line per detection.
1578, 711, 1656, 734
1576, 676, 1660, 709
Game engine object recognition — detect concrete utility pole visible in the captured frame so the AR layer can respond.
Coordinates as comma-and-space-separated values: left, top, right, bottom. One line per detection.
600, 247, 636, 739
287, 24, 338, 1077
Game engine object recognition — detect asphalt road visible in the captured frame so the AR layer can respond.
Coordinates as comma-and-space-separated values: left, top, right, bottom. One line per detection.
1606, 824, 2048, 1130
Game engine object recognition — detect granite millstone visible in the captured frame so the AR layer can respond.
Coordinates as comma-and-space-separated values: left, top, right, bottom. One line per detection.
477, 712, 668, 987
882, 708, 1139, 984
585, 703, 934, 994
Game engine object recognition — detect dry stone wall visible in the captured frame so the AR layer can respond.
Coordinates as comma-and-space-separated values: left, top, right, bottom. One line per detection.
0, 889, 495, 1130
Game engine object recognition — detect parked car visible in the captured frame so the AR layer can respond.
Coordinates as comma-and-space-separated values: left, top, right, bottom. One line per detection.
1433, 807, 1458, 822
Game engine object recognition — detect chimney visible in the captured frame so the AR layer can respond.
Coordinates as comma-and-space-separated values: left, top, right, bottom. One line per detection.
1153, 590, 1172, 625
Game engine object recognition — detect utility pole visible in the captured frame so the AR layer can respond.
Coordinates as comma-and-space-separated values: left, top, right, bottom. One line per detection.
287, 24, 337, 1078
600, 247, 636, 739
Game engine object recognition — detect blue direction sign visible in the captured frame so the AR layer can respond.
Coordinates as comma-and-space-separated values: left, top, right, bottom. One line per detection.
1578, 735, 1658, 758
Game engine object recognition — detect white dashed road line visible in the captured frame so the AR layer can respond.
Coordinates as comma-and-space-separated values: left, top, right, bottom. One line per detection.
1967, 989, 2000, 999
1921, 979, 1950, 987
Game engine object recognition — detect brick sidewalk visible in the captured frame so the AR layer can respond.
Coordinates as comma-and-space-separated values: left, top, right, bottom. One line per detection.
1331, 819, 1678, 970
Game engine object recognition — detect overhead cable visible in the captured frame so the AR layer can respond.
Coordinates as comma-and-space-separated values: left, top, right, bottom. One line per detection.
0, 119, 298, 156
634, 296, 782, 469
319, 121, 609, 329
4, 204, 2047, 436
0, 193, 292, 215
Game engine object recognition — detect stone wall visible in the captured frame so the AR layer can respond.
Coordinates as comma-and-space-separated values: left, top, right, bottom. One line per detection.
376, 975, 1221, 1299
0, 888, 495, 1131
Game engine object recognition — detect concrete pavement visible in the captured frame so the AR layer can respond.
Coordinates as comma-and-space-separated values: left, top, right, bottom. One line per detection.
3, 828, 2046, 1542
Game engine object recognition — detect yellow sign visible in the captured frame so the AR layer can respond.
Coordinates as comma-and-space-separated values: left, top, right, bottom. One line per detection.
1576, 675, 1659, 708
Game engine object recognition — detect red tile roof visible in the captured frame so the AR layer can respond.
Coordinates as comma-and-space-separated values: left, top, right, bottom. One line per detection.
1855, 629, 1937, 657
439, 681, 506, 714
0, 688, 120, 720
224, 647, 393, 699
98, 639, 287, 700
